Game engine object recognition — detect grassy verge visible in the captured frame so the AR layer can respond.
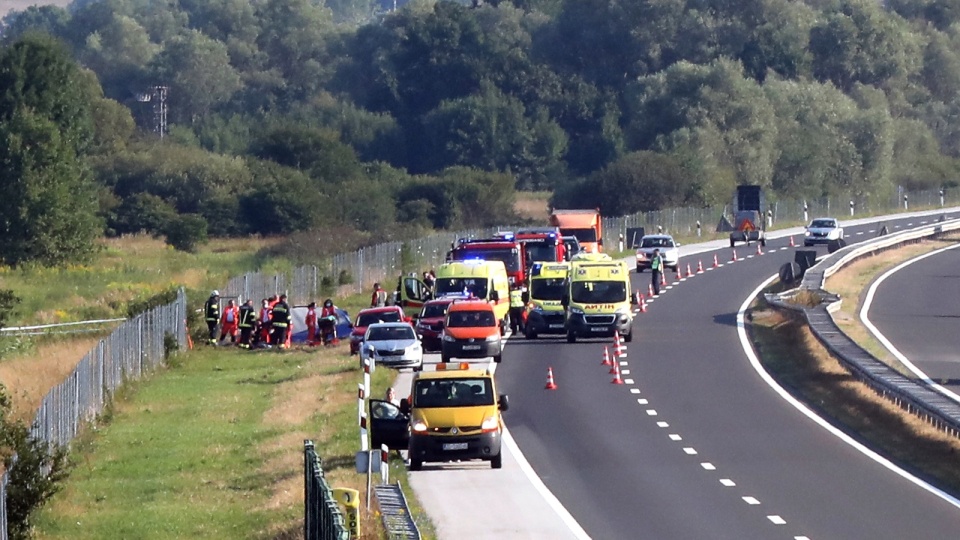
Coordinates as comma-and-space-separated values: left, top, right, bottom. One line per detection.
33, 342, 434, 539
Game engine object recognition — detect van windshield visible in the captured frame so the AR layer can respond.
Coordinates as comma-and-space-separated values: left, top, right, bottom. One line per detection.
524, 243, 557, 262
571, 281, 626, 304
531, 278, 566, 301
435, 278, 488, 299
446, 310, 497, 327
413, 378, 495, 408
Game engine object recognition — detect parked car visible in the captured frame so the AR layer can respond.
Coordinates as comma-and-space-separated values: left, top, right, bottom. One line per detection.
359, 322, 423, 371
635, 234, 680, 272
350, 306, 408, 355
415, 298, 455, 352
804, 218, 844, 246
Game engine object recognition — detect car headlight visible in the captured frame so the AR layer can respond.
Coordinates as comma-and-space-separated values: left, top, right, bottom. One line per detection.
570, 306, 584, 315
485, 334, 500, 342
481, 416, 499, 431
408, 343, 421, 352
443, 334, 456, 342
804, 230, 811, 237
412, 421, 427, 432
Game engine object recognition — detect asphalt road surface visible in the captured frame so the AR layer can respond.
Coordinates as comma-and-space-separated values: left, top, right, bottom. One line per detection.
395, 209, 960, 539
862, 238, 960, 400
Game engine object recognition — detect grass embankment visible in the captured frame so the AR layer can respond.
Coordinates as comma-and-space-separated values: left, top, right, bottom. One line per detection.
749, 234, 960, 497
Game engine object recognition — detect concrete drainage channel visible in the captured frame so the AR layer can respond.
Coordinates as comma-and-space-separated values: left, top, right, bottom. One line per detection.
765, 213, 960, 437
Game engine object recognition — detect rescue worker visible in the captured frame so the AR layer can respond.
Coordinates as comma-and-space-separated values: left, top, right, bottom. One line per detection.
371, 283, 387, 307
423, 270, 436, 295
238, 299, 256, 349
509, 286, 525, 334
651, 248, 663, 296
204, 291, 221, 344
219, 299, 239, 344
270, 294, 291, 349
257, 299, 272, 346
305, 302, 318, 346
319, 299, 339, 346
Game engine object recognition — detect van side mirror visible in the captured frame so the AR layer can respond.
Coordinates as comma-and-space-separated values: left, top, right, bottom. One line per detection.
498, 394, 509, 411
399, 398, 410, 415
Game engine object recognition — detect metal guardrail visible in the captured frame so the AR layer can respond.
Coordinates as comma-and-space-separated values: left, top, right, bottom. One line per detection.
0, 289, 188, 538
766, 215, 960, 437
304, 440, 350, 540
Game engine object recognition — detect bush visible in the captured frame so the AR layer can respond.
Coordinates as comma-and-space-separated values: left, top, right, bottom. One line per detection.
164, 214, 208, 252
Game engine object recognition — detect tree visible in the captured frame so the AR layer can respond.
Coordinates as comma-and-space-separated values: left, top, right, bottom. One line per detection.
151, 30, 242, 123
0, 37, 101, 266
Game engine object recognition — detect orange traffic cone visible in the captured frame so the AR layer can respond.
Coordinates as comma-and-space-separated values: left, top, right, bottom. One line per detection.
756, 243, 763, 256
713, 254, 719, 268
614, 331, 626, 358
789, 235, 795, 247
686, 263, 694, 278
640, 299, 647, 313
697, 260, 704, 273
731, 250, 738, 262
660, 273, 667, 286
545, 367, 558, 390
601, 346, 612, 366
675, 268, 682, 283
648, 283, 654, 297
611, 362, 624, 384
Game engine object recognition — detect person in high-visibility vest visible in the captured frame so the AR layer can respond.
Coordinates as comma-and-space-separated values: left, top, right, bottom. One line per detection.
219, 299, 239, 344
238, 300, 256, 349
270, 294, 291, 349
305, 302, 318, 345
509, 287, 525, 334
651, 249, 663, 296
204, 291, 220, 345
371, 283, 387, 307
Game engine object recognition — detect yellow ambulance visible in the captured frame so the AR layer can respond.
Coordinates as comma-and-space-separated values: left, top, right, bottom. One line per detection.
523, 262, 569, 339
562, 258, 635, 342
431, 260, 511, 333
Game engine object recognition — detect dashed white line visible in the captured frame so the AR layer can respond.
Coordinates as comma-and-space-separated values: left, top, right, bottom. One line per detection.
768, 515, 787, 525
629, 388, 641, 394
701, 462, 716, 471
683, 447, 698, 455
623, 378, 634, 384
621, 369, 631, 375
743, 496, 761, 505
646, 409, 658, 416
856, 231, 864, 235
795, 536, 811, 540
656, 421, 669, 428
669, 434, 682, 441
637, 398, 648, 405
619, 361, 628, 366
720, 479, 736, 487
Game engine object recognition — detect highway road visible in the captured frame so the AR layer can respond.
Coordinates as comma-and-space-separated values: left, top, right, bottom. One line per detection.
493, 210, 960, 539
397, 209, 960, 539
862, 237, 960, 400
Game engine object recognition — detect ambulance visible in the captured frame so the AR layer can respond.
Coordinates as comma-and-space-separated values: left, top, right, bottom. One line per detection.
523, 262, 569, 339
562, 257, 635, 342
398, 260, 511, 333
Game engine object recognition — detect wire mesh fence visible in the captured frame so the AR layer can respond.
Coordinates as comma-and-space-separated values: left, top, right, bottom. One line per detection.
304, 440, 350, 540
0, 289, 188, 539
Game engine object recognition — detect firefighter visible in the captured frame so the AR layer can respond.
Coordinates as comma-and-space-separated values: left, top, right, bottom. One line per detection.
319, 299, 339, 346
204, 291, 220, 345
219, 299, 239, 344
305, 302, 318, 346
509, 286, 525, 334
371, 283, 387, 307
238, 299, 256, 349
270, 294, 291, 349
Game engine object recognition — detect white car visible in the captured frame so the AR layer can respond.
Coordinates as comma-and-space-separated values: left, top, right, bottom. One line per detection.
635, 235, 680, 272
360, 322, 423, 371
804, 218, 844, 246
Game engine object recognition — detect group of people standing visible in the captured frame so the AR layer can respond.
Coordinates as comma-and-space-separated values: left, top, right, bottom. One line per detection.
204, 291, 292, 349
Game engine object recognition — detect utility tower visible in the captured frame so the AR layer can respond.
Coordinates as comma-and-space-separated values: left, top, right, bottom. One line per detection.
136, 85, 169, 138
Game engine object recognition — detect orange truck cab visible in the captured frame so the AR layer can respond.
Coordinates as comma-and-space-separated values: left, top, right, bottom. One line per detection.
549, 209, 603, 253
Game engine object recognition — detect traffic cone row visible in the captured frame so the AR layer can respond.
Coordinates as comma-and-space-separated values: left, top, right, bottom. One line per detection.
545, 366, 558, 390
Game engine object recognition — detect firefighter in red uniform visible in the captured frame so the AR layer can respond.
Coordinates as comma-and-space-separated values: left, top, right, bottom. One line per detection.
305, 302, 318, 345
219, 299, 239, 344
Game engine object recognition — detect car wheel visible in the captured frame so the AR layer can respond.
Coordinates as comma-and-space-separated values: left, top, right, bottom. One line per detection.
760, 237, 766, 247
636, 266, 643, 273
493, 353, 502, 363
409, 459, 422, 471
525, 329, 537, 339
624, 330, 633, 343
500, 317, 507, 336
441, 353, 450, 363
491, 452, 502, 469
566, 331, 576, 343
729, 238, 736, 248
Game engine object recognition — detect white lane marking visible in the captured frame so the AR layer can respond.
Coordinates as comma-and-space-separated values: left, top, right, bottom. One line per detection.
630, 388, 641, 394
619, 361, 628, 366
634, 309, 640, 313
683, 447, 698, 455
621, 369, 631, 375
720, 479, 736, 487
743, 496, 761, 505
920, 221, 928, 224
860, 241, 960, 405
502, 429, 592, 539
796, 536, 812, 540
646, 409, 658, 416
738, 275, 960, 510
669, 434, 682, 441
868, 229, 875, 233
768, 515, 787, 525
637, 399, 649, 405
623, 378, 635, 384
657, 421, 669, 428
701, 463, 716, 471
856, 231, 864, 235
907, 222, 914, 226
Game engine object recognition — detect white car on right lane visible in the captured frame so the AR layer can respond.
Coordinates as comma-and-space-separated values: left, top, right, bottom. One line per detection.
804, 217, 844, 246
635, 234, 680, 272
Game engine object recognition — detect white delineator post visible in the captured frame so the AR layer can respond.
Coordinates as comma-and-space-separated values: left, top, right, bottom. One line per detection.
358, 383, 368, 451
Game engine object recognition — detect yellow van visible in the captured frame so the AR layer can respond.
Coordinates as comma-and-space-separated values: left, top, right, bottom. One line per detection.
562, 258, 635, 343
432, 260, 510, 332
523, 262, 569, 339
402, 364, 509, 470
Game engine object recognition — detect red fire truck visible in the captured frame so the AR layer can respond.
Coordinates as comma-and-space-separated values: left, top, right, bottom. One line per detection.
514, 227, 566, 263
448, 237, 527, 287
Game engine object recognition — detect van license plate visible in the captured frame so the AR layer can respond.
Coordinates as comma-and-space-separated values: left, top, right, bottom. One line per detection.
462, 345, 481, 350
590, 327, 606, 332
443, 442, 468, 451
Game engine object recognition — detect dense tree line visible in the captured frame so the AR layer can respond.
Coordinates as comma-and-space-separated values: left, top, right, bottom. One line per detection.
2, 0, 960, 264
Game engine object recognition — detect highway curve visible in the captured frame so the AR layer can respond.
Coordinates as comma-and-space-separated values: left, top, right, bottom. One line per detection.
497, 211, 960, 539
863, 238, 960, 399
